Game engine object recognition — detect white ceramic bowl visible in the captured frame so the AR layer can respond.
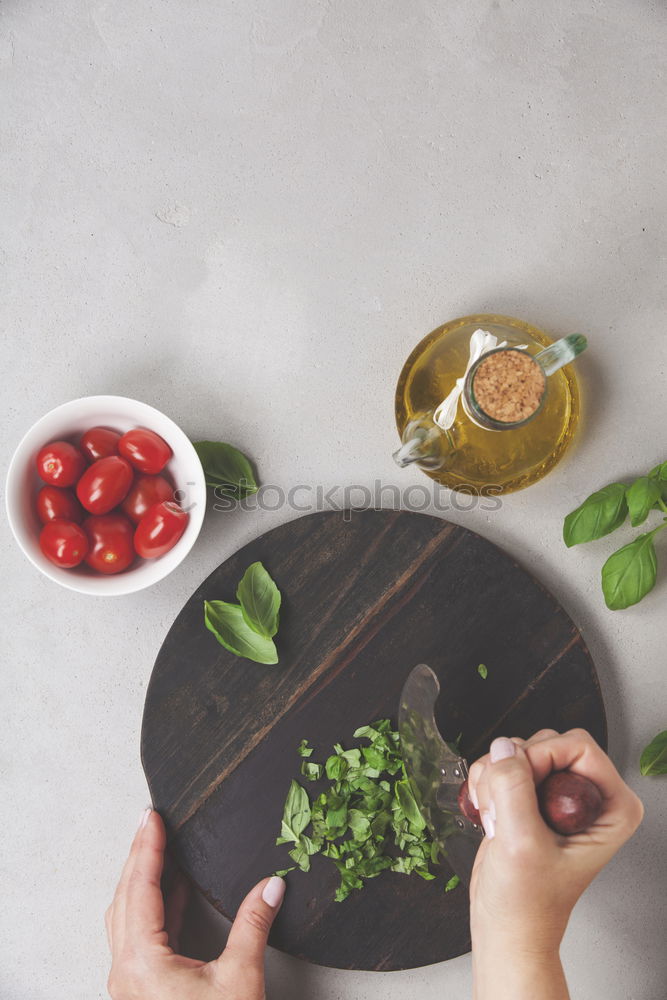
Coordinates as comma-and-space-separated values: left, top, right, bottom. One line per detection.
6, 395, 207, 595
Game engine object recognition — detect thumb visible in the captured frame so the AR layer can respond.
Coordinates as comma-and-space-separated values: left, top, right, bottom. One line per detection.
483, 737, 549, 845
222, 876, 286, 968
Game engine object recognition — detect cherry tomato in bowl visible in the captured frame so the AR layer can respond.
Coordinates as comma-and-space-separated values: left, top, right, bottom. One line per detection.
121, 474, 174, 524
76, 456, 134, 515
83, 513, 135, 574
36, 441, 86, 487
36, 486, 84, 524
134, 501, 189, 558
119, 428, 172, 475
39, 519, 89, 568
80, 426, 121, 462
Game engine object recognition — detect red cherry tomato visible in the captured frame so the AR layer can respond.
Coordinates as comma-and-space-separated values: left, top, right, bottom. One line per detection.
121, 474, 173, 524
118, 428, 172, 475
36, 441, 86, 487
80, 426, 121, 463
36, 486, 84, 525
39, 519, 89, 568
83, 513, 135, 574
134, 501, 188, 558
76, 456, 134, 515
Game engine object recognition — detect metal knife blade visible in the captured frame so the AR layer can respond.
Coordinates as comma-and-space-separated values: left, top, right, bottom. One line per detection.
398, 663, 483, 887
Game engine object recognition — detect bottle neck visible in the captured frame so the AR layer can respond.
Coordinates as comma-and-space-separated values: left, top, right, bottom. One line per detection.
392, 418, 453, 470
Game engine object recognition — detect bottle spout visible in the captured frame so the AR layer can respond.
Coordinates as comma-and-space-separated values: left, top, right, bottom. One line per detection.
534, 334, 587, 377
393, 437, 427, 468
393, 418, 452, 471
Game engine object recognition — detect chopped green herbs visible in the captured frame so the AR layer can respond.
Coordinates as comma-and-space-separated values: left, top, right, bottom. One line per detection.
477, 663, 488, 679
444, 874, 461, 892
204, 562, 281, 663
275, 720, 452, 901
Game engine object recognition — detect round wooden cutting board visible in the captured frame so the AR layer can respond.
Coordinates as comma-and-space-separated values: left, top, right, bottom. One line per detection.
141, 509, 606, 971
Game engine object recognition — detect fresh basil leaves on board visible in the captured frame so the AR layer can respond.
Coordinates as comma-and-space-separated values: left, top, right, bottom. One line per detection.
205, 562, 281, 664
275, 720, 456, 902
563, 462, 667, 609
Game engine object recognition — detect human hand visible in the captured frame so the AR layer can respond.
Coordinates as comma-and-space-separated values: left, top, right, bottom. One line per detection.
106, 807, 285, 1000
467, 729, 643, 999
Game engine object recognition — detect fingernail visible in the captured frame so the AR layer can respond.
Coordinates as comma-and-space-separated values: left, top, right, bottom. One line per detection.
469, 783, 479, 810
481, 810, 495, 839
139, 807, 152, 830
490, 737, 516, 763
262, 876, 286, 908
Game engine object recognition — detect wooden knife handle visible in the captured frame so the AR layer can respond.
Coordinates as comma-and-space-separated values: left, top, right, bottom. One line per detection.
458, 771, 602, 836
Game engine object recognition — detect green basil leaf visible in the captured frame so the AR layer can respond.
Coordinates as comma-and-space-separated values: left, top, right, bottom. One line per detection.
325, 755, 348, 781
236, 561, 281, 638
601, 531, 659, 610
339, 748, 362, 768
639, 730, 667, 775
626, 476, 661, 527
361, 745, 387, 770
280, 780, 311, 842
193, 441, 258, 495
648, 461, 667, 481
301, 761, 323, 782
288, 841, 312, 872
297, 739, 313, 758
274, 867, 296, 877
444, 874, 460, 892
347, 808, 371, 842
415, 868, 436, 880
395, 780, 426, 831
477, 663, 488, 679
563, 483, 628, 547
204, 600, 278, 664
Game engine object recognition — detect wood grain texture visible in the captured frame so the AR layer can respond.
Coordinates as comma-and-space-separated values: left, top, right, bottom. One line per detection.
141, 509, 606, 971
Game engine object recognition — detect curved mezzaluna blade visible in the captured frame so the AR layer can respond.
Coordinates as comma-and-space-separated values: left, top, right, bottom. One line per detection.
398, 663, 483, 886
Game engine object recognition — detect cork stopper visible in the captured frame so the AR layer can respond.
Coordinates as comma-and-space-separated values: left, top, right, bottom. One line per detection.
471, 349, 546, 424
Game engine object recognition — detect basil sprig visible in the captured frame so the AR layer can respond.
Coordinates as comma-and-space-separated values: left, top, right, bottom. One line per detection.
601, 530, 659, 611
563, 483, 628, 547
563, 463, 667, 609
204, 562, 281, 663
193, 441, 258, 497
236, 561, 281, 638
275, 720, 458, 902
639, 731, 667, 776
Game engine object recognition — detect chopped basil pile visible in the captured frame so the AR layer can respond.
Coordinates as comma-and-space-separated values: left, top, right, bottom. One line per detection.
275, 720, 455, 901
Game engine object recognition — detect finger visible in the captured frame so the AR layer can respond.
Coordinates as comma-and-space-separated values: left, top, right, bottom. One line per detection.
110, 807, 153, 952
523, 730, 644, 834
477, 737, 549, 844
164, 868, 190, 951
524, 728, 560, 745
221, 877, 285, 969
468, 738, 525, 810
124, 808, 169, 944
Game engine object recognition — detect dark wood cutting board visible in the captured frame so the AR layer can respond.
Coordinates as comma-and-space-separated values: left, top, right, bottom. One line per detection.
141, 509, 606, 971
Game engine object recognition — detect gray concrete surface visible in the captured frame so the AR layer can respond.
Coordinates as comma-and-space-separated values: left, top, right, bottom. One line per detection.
2, 1, 666, 998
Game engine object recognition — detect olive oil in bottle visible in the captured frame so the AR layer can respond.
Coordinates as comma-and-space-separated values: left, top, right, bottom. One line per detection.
394, 314, 583, 495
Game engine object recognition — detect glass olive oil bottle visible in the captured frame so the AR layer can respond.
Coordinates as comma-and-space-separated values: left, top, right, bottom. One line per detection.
394, 314, 583, 495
